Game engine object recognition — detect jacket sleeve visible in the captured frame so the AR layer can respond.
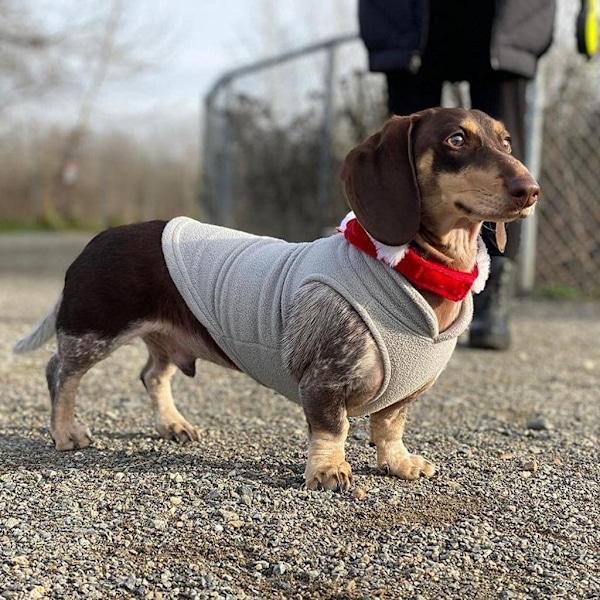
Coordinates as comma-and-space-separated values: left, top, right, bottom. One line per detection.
491, 0, 556, 78
358, 0, 426, 73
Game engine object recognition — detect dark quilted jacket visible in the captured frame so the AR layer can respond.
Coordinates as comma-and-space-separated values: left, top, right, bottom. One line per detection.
359, 0, 556, 79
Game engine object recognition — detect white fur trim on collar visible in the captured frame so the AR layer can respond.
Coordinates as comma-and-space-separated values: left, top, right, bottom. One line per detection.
338, 211, 409, 267
472, 236, 491, 294
371, 237, 409, 267
338, 211, 356, 231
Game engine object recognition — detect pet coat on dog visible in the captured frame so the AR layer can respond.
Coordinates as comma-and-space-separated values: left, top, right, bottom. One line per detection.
162, 216, 472, 416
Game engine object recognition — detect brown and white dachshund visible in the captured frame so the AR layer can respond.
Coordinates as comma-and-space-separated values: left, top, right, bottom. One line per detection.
14, 108, 539, 492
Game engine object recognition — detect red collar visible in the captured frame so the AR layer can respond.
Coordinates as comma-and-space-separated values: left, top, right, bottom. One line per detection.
341, 218, 478, 302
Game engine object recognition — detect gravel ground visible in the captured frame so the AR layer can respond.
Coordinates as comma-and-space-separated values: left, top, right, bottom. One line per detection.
1, 232, 599, 600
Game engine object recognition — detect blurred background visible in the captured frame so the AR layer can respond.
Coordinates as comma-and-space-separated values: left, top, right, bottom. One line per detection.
0, 0, 598, 295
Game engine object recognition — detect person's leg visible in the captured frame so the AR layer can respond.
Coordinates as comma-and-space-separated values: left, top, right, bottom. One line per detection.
469, 76, 529, 349
386, 71, 443, 116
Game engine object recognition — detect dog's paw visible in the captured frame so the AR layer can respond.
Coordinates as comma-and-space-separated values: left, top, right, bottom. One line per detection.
52, 421, 93, 451
156, 418, 199, 444
380, 453, 435, 481
305, 461, 353, 492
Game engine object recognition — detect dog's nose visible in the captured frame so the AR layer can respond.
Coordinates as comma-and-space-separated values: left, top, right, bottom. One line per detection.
508, 177, 540, 208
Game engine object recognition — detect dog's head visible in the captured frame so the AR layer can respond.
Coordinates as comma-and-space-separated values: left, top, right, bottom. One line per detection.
341, 107, 539, 247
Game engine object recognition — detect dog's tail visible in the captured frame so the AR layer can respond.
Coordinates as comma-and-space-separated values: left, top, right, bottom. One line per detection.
13, 295, 62, 354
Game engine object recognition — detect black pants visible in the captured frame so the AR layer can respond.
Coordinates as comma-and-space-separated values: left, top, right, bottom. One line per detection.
386, 71, 528, 260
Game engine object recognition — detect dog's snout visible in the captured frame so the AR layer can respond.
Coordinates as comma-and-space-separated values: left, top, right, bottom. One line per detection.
507, 177, 540, 208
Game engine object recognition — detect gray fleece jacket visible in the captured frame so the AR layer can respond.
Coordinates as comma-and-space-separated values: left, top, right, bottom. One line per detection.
162, 217, 472, 417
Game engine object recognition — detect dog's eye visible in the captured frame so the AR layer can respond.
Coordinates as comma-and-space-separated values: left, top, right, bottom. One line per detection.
502, 137, 512, 153
447, 133, 465, 148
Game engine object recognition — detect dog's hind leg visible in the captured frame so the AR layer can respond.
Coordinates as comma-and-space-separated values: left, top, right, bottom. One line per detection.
46, 332, 115, 450
140, 334, 200, 443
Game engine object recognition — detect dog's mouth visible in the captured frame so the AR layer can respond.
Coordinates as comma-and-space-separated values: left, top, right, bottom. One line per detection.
455, 201, 475, 217
455, 200, 529, 223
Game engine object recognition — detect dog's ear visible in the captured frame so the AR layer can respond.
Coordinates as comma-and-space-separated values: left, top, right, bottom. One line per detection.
341, 115, 421, 246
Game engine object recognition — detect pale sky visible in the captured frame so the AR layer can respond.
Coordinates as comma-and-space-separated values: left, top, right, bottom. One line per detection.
98, 0, 359, 122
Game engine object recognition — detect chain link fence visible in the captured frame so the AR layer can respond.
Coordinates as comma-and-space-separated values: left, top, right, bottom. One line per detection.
535, 54, 600, 296
202, 33, 600, 296
201, 36, 386, 242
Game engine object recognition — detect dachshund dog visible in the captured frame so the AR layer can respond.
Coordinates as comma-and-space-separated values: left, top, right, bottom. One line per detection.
14, 108, 539, 492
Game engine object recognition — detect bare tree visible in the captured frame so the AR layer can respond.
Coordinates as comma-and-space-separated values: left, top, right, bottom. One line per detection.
0, 0, 71, 112
0, 0, 173, 222
0, 0, 171, 113
50, 0, 126, 222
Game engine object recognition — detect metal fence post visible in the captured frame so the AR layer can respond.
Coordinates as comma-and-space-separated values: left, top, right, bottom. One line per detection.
317, 43, 336, 223
201, 89, 217, 222
519, 66, 547, 292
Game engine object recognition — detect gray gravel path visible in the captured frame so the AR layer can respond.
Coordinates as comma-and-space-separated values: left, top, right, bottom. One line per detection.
1, 232, 599, 599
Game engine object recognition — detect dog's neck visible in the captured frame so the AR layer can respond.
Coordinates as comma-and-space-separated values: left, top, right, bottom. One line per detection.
412, 224, 486, 330
338, 214, 490, 331
413, 224, 481, 269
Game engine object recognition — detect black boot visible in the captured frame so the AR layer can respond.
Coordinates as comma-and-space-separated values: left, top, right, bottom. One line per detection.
469, 256, 516, 350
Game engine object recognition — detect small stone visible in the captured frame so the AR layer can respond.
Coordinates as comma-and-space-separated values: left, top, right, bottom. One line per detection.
206, 490, 222, 502
29, 586, 48, 599
273, 562, 287, 575
121, 576, 137, 591
352, 487, 367, 500
228, 520, 243, 528
170, 496, 182, 506
526, 416, 552, 431
153, 519, 168, 531
352, 429, 369, 441
522, 460, 538, 473
5, 518, 19, 529
237, 485, 252, 496
499, 452, 516, 460
160, 569, 172, 584
218, 509, 239, 522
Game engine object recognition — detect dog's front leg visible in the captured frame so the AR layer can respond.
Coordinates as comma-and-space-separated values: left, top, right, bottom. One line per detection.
283, 282, 383, 491
370, 391, 436, 481
302, 392, 352, 492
